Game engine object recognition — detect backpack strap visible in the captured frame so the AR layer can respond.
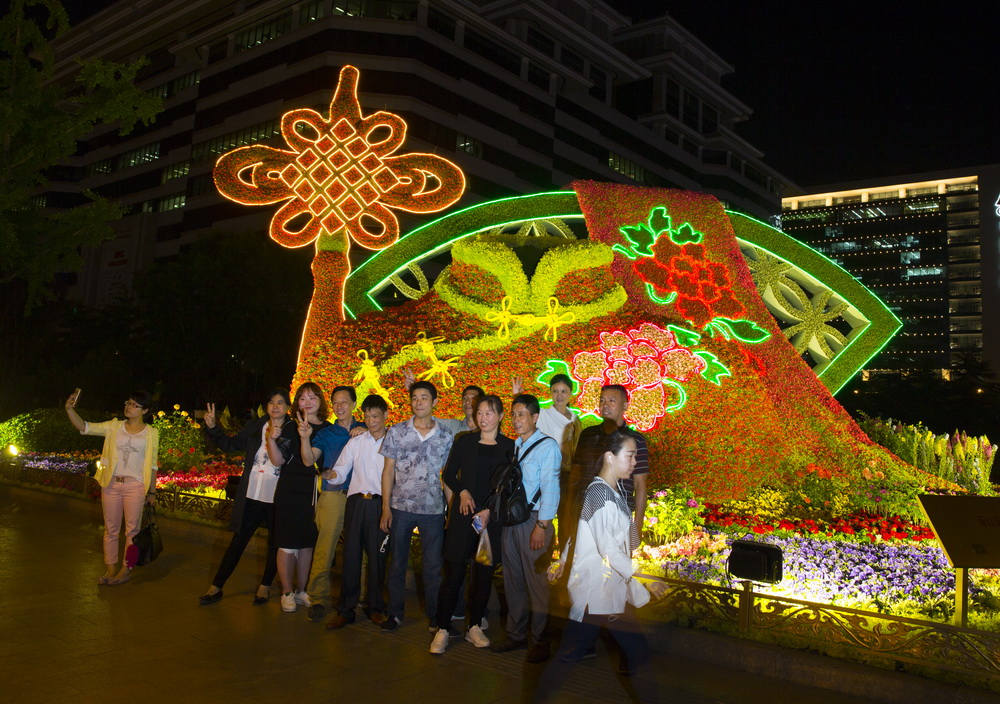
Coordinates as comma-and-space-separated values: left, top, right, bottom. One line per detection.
518, 435, 556, 510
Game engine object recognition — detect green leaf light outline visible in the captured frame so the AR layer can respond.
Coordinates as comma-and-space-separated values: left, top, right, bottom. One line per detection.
535, 359, 581, 395
693, 351, 731, 386
705, 317, 772, 344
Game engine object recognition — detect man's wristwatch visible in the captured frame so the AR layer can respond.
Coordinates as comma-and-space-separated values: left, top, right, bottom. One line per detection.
536, 520, 548, 530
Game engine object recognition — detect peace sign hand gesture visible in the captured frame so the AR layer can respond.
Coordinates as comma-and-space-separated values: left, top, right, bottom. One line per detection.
204, 402, 217, 429
296, 411, 313, 439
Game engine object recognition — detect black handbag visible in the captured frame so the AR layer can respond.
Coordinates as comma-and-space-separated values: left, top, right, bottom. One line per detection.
727, 538, 782, 583
224, 475, 242, 500
133, 506, 164, 566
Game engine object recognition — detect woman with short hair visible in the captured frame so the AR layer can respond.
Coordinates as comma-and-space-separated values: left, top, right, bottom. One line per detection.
429, 394, 514, 654
65, 388, 160, 585
198, 388, 293, 606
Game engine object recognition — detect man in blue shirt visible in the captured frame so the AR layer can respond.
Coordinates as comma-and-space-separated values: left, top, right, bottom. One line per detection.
306, 385, 365, 622
493, 393, 560, 663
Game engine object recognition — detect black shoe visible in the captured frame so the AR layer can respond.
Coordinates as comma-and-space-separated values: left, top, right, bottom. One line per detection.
252, 585, 271, 605
617, 660, 635, 677
199, 590, 223, 606
380, 616, 401, 631
581, 646, 597, 660
307, 604, 327, 622
526, 641, 550, 663
490, 637, 528, 653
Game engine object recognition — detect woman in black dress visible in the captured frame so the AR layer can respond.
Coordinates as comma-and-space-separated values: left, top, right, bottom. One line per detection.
274, 382, 331, 613
430, 394, 514, 654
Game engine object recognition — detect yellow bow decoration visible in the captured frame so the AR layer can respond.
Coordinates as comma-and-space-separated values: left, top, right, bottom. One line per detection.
485, 296, 517, 339
417, 356, 461, 389
541, 297, 576, 342
352, 349, 396, 408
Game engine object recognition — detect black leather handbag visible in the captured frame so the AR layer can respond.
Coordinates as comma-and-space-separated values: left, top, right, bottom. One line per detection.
133, 507, 164, 566
727, 538, 782, 583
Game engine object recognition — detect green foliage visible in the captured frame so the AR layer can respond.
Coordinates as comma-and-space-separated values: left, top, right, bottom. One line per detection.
859, 415, 997, 496
643, 486, 704, 544
152, 405, 205, 473
0, 407, 105, 452
0, 0, 161, 310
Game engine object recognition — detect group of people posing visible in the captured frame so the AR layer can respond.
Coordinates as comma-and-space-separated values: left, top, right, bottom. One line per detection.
65, 374, 662, 685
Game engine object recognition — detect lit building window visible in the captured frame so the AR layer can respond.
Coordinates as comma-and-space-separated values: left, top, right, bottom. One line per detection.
608, 152, 645, 183
119, 142, 161, 169
455, 134, 482, 158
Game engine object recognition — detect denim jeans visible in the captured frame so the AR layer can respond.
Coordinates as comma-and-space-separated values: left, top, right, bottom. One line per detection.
387, 508, 444, 622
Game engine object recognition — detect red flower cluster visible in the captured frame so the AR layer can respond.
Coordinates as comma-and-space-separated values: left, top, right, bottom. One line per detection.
702, 503, 936, 543
158, 459, 242, 491
634, 239, 745, 327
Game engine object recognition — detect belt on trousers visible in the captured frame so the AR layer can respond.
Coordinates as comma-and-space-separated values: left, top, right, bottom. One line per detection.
356, 492, 380, 500
112, 476, 136, 483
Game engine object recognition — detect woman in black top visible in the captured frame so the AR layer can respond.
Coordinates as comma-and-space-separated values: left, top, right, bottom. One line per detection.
430, 394, 514, 654
198, 389, 293, 606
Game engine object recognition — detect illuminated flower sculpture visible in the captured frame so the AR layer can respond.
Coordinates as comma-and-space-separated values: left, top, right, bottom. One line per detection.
213, 65, 466, 362
571, 323, 715, 431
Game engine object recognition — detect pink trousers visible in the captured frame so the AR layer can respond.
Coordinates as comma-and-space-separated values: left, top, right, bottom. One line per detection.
101, 477, 146, 565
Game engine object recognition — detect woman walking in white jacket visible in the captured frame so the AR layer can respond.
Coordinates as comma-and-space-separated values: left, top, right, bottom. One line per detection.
535, 430, 662, 701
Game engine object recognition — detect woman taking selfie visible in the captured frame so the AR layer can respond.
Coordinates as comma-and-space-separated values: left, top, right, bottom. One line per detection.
198, 389, 294, 606
65, 388, 160, 585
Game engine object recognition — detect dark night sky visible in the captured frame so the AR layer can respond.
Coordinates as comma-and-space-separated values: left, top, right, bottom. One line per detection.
58, 0, 1000, 189
617, 1, 999, 189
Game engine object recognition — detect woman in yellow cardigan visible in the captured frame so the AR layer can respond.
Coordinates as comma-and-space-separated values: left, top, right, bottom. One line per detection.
65, 388, 160, 585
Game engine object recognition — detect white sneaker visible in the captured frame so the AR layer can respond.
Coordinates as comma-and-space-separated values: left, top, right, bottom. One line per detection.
280, 592, 297, 613
465, 625, 490, 648
294, 591, 311, 607
480, 616, 489, 631
429, 628, 449, 654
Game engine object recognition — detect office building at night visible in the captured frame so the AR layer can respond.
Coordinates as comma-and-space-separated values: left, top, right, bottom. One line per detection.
780, 164, 1000, 377
50, 0, 788, 304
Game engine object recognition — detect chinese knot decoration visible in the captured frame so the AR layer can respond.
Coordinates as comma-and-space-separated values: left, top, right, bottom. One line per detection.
213, 65, 466, 362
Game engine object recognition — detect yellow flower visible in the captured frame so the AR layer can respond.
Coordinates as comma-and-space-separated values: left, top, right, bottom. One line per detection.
157, 411, 165, 417
180, 411, 188, 417
193, 423, 201, 429
173, 404, 180, 410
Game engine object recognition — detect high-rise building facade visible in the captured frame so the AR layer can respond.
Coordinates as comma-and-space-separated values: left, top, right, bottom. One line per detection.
50, 0, 788, 305
781, 165, 1000, 376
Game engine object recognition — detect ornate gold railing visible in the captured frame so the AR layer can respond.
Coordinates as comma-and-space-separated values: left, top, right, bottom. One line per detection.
646, 575, 1000, 685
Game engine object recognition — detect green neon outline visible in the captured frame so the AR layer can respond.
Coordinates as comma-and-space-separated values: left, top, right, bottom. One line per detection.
536, 359, 581, 395
343, 191, 581, 315
707, 317, 772, 344
611, 243, 638, 260
694, 350, 731, 386
669, 221, 704, 246
668, 324, 701, 347
727, 210, 902, 394
644, 283, 677, 306
663, 379, 687, 413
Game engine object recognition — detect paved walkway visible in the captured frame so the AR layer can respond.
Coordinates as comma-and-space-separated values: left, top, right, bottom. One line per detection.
0, 484, 892, 703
